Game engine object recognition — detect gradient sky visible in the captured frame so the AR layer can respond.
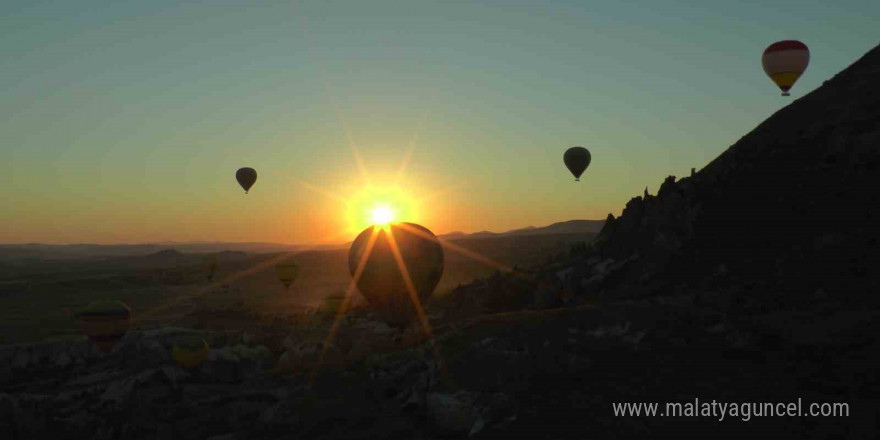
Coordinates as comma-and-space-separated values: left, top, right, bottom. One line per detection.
2, 0, 878, 245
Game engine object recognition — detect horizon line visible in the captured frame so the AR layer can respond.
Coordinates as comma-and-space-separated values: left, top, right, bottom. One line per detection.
0, 218, 605, 247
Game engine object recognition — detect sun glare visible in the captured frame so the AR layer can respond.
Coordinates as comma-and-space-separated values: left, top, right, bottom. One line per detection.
371, 205, 395, 226
346, 184, 419, 234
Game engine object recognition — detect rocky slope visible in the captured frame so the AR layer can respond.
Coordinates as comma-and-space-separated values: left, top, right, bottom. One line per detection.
583, 43, 880, 304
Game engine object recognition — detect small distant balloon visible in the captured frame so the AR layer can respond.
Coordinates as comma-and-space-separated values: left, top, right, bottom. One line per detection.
76, 300, 132, 353
321, 292, 346, 315
172, 336, 209, 369
348, 222, 444, 329
204, 254, 218, 283
236, 167, 257, 194
564, 146, 591, 182
762, 40, 810, 96
275, 259, 299, 290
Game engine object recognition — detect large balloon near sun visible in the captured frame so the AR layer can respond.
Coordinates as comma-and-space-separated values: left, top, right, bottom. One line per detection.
348, 223, 444, 329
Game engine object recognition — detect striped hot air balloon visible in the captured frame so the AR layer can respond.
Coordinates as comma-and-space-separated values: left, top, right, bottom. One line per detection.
76, 300, 132, 353
762, 40, 810, 96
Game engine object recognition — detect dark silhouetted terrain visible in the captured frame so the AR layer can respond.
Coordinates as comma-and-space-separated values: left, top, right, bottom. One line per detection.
1, 45, 879, 439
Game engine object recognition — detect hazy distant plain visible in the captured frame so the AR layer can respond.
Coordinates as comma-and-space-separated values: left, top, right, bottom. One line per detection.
0, 232, 592, 344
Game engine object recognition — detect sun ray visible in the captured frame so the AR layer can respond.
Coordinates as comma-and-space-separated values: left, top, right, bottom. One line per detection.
135, 251, 300, 326
415, 179, 471, 204
309, 226, 380, 384
385, 229, 447, 375
395, 109, 429, 186
394, 147, 415, 186
294, 9, 370, 188
292, 177, 348, 204
305, 228, 356, 247
440, 239, 512, 273
385, 230, 433, 337
348, 141, 372, 187
395, 222, 513, 273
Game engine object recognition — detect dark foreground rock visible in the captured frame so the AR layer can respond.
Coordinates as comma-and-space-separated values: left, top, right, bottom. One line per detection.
2, 300, 877, 439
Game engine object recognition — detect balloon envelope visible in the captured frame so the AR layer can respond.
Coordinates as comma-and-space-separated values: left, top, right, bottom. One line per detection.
236, 167, 258, 193
172, 336, 209, 369
762, 40, 809, 96
76, 300, 132, 353
321, 292, 346, 315
204, 254, 218, 282
275, 260, 299, 290
564, 146, 591, 181
348, 223, 444, 328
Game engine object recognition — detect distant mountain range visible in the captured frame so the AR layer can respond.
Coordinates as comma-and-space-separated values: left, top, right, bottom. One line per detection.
0, 242, 331, 261
440, 220, 605, 240
0, 220, 604, 261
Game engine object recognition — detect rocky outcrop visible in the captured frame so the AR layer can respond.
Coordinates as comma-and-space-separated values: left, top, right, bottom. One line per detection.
578, 44, 880, 303
595, 175, 700, 263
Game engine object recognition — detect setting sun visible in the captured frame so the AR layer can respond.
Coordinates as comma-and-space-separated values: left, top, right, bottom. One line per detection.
371, 205, 395, 226
345, 184, 420, 235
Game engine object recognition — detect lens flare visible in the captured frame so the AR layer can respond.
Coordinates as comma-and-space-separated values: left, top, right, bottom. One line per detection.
346, 185, 418, 234
371, 206, 395, 225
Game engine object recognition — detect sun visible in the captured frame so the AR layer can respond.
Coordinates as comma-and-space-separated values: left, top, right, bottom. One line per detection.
371, 205, 395, 226
345, 184, 418, 234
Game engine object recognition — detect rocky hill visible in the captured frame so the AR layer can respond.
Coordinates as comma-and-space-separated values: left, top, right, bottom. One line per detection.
583, 44, 880, 305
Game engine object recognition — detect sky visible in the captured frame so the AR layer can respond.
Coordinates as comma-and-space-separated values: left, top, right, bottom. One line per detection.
2, 0, 878, 245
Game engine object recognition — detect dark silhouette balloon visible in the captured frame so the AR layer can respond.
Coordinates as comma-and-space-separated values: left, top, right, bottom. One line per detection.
204, 254, 218, 282
275, 259, 299, 290
348, 223, 444, 329
76, 300, 132, 353
564, 146, 591, 181
321, 291, 346, 315
172, 336, 209, 369
236, 167, 257, 193
762, 40, 810, 96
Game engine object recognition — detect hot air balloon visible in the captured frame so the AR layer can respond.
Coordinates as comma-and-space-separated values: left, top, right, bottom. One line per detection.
564, 146, 591, 181
321, 291, 346, 316
762, 40, 810, 96
76, 300, 132, 353
172, 336, 209, 369
348, 222, 444, 329
275, 259, 299, 290
236, 167, 257, 194
204, 254, 218, 283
